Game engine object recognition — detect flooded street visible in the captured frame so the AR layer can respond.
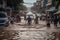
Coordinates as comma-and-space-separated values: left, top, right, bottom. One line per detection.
0, 30, 46, 40
0, 0, 60, 40
0, 24, 60, 40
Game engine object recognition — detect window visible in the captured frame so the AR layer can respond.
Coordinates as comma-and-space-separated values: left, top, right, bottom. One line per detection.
0, 13, 6, 18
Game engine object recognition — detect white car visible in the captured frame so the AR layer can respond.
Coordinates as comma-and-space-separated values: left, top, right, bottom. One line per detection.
0, 12, 9, 27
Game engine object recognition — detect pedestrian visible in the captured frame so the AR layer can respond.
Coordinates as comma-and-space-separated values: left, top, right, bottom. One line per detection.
19, 16, 21, 22
27, 16, 32, 25
24, 15, 26, 20
58, 15, 60, 24
46, 16, 51, 27
40, 16, 42, 20
10, 16, 14, 24
16, 14, 21, 22
35, 16, 38, 24
53, 15, 58, 27
51, 16, 54, 23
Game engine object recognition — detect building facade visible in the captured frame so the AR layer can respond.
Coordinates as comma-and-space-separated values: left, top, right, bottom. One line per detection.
0, 0, 12, 16
0, 0, 7, 8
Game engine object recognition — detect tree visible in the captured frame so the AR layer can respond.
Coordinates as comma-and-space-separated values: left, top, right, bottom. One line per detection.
52, 0, 60, 9
6, 0, 24, 16
0, 0, 3, 4
7, 0, 23, 10
19, 5, 27, 11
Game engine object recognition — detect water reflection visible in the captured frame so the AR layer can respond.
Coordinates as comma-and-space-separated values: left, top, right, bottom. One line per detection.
0, 30, 60, 40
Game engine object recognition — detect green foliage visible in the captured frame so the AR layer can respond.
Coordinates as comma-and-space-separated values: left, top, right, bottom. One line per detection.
7, 0, 23, 10
19, 5, 27, 11
52, 0, 60, 9
55, 1, 60, 9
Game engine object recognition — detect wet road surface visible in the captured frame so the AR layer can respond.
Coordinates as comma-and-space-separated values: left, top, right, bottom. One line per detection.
0, 24, 60, 40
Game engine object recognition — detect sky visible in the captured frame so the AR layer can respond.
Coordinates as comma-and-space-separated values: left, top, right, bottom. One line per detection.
23, 0, 36, 7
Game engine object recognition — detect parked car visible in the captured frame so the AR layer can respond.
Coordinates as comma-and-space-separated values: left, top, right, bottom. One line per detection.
0, 12, 9, 27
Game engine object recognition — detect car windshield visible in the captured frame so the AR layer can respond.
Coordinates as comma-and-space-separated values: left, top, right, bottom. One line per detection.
0, 13, 6, 18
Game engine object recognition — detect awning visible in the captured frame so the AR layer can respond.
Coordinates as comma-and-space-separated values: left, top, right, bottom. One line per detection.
46, 7, 56, 12
46, 7, 57, 13
54, 11, 60, 15
46, 3, 51, 6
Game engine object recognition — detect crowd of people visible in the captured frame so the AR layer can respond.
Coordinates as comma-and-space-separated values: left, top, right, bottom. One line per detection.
9, 15, 39, 25
9, 14, 60, 27
46, 15, 60, 27
9, 14, 21, 24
